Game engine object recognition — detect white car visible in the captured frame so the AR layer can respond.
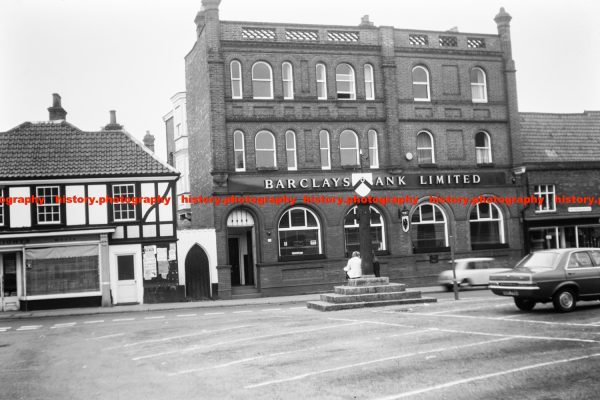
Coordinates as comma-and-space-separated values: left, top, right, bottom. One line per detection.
438, 257, 511, 291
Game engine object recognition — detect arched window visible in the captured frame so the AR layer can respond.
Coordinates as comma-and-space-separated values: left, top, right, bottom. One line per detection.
230, 60, 242, 99
278, 207, 322, 257
416, 131, 435, 164
319, 130, 331, 170
282, 62, 294, 100
368, 129, 379, 168
344, 206, 386, 255
285, 130, 297, 171
470, 67, 487, 103
233, 130, 245, 171
412, 66, 430, 101
336, 63, 356, 100
475, 131, 492, 164
252, 61, 273, 99
316, 63, 327, 100
255, 130, 276, 168
364, 64, 375, 100
470, 202, 504, 248
339, 130, 359, 166
411, 203, 449, 252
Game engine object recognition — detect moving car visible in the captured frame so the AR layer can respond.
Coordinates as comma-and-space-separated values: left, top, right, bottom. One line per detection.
489, 248, 600, 312
438, 257, 511, 291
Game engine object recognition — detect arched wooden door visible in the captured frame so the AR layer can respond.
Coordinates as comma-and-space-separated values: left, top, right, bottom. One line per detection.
185, 245, 211, 300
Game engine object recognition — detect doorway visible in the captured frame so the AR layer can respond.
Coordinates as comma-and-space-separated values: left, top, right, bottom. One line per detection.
184, 244, 211, 299
226, 208, 256, 288
116, 254, 138, 304
1, 252, 19, 312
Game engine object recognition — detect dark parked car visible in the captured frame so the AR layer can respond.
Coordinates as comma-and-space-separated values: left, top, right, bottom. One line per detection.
489, 248, 600, 312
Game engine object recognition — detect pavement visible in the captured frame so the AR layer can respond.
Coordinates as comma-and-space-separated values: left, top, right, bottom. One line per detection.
0, 285, 444, 320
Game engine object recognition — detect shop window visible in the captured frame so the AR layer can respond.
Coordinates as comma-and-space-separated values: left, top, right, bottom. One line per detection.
252, 61, 273, 99
282, 62, 294, 100
285, 130, 297, 171
343, 206, 386, 255
233, 130, 246, 171
319, 130, 331, 170
230, 60, 243, 99
339, 130, 359, 166
336, 63, 356, 100
412, 66, 430, 101
112, 184, 136, 221
469, 202, 505, 249
577, 226, 600, 248
534, 184, 556, 212
24, 245, 99, 296
36, 186, 61, 224
316, 63, 327, 100
416, 131, 435, 164
470, 67, 488, 103
364, 64, 375, 100
255, 130, 277, 168
411, 203, 449, 252
475, 131, 492, 164
278, 207, 322, 258
528, 227, 558, 251
368, 130, 379, 168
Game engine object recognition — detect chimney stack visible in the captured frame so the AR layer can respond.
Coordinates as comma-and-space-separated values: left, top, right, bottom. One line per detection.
360, 15, 374, 27
104, 110, 123, 130
143, 130, 155, 153
48, 93, 67, 121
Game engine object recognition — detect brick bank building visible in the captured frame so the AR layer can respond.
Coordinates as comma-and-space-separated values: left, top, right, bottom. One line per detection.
185, 0, 526, 298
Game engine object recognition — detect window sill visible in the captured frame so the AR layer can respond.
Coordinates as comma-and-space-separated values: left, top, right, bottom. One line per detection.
279, 254, 326, 262
413, 246, 450, 254
476, 163, 495, 168
341, 164, 360, 170
418, 163, 437, 168
471, 243, 509, 251
257, 166, 279, 171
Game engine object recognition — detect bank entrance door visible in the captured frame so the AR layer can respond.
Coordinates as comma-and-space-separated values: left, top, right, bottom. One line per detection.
1, 253, 19, 311
226, 209, 256, 287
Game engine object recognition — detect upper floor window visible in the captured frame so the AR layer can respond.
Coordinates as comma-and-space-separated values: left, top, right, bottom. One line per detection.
416, 131, 435, 164
470, 202, 505, 249
174, 106, 183, 138
319, 130, 331, 170
534, 185, 556, 213
411, 203, 449, 252
470, 67, 487, 103
233, 130, 246, 172
412, 66, 430, 101
36, 186, 61, 224
175, 153, 190, 194
339, 130, 359, 166
316, 63, 327, 100
282, 62, 294, 100
252, 61, 273, 99
364, 64, 375, 100
336, 63, 356, 100
285, 130, 297, 171
368, 129, 379, 168
475, 131, 492, 164
255, 130, 276, 168
230, 60, 243, 99
278, 207, 322, 257
112, 184, 136, 222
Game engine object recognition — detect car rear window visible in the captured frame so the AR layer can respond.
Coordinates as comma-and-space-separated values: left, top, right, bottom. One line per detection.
516, 252, 559, 270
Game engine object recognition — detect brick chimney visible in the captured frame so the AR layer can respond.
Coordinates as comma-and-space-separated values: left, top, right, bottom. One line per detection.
104, 110, 124, 130
143, 130, 155, 153
359, 15, 374, 27
48, 93, 67, 121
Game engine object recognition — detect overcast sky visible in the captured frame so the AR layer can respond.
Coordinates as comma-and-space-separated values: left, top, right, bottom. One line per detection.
1, 0, 599, 162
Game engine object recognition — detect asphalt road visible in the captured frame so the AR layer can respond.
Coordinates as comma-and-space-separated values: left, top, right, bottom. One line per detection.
1, 290, 600, 400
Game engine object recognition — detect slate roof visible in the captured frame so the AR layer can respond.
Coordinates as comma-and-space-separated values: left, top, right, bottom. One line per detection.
0, 121, 178, 179
520, 111, 600, 163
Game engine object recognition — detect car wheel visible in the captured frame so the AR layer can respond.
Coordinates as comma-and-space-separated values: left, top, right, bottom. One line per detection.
459, 279, 471, 290
553, 288, 577, 313
444, 284, 454, 292
514, 298, 536, 311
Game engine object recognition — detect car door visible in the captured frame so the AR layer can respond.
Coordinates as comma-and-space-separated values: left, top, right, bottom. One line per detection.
564, 251, 600, 296
585, 251, 600, 296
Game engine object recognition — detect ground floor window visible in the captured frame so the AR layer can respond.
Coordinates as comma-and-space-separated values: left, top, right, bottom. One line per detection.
469, 202, 505, 249
411, 203, 448, 252
24, 245, 99, 296
528, 225, 600, 251
343, 206, 386, 256
278, 207, 322, 257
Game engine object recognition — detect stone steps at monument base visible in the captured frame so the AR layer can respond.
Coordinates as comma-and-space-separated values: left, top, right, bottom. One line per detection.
334, 283, 406, 295
321, 290, 421, 304
347, 277, 389, 286
306, 297, 437, 311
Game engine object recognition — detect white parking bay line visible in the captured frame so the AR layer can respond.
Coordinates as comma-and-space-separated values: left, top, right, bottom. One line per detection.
84, 320, 104, 324
328, 317, 415, 329
409, 312, 599, 328
113, 318, 135, 322
123, 324, 255, 349
17, 325, 42, 331
176, 314, 197, 318
261, 308, 281, 312
144, 316, 165, 320
51, 323, 76, 329
372, 352, 600, 400
88, 333, 126, 341
437, 327, 599, 344
233, 311, 253, 314
204, 312, 225, 315
0, 327, 11, 332
245, 337, 513, 389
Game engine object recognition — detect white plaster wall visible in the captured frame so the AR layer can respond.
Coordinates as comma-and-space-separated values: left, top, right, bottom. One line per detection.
176, 229, 217, 286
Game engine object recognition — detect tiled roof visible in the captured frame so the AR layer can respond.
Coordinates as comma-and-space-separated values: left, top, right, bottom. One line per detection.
0, 121, 178, 179
520, 111, 600, 163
